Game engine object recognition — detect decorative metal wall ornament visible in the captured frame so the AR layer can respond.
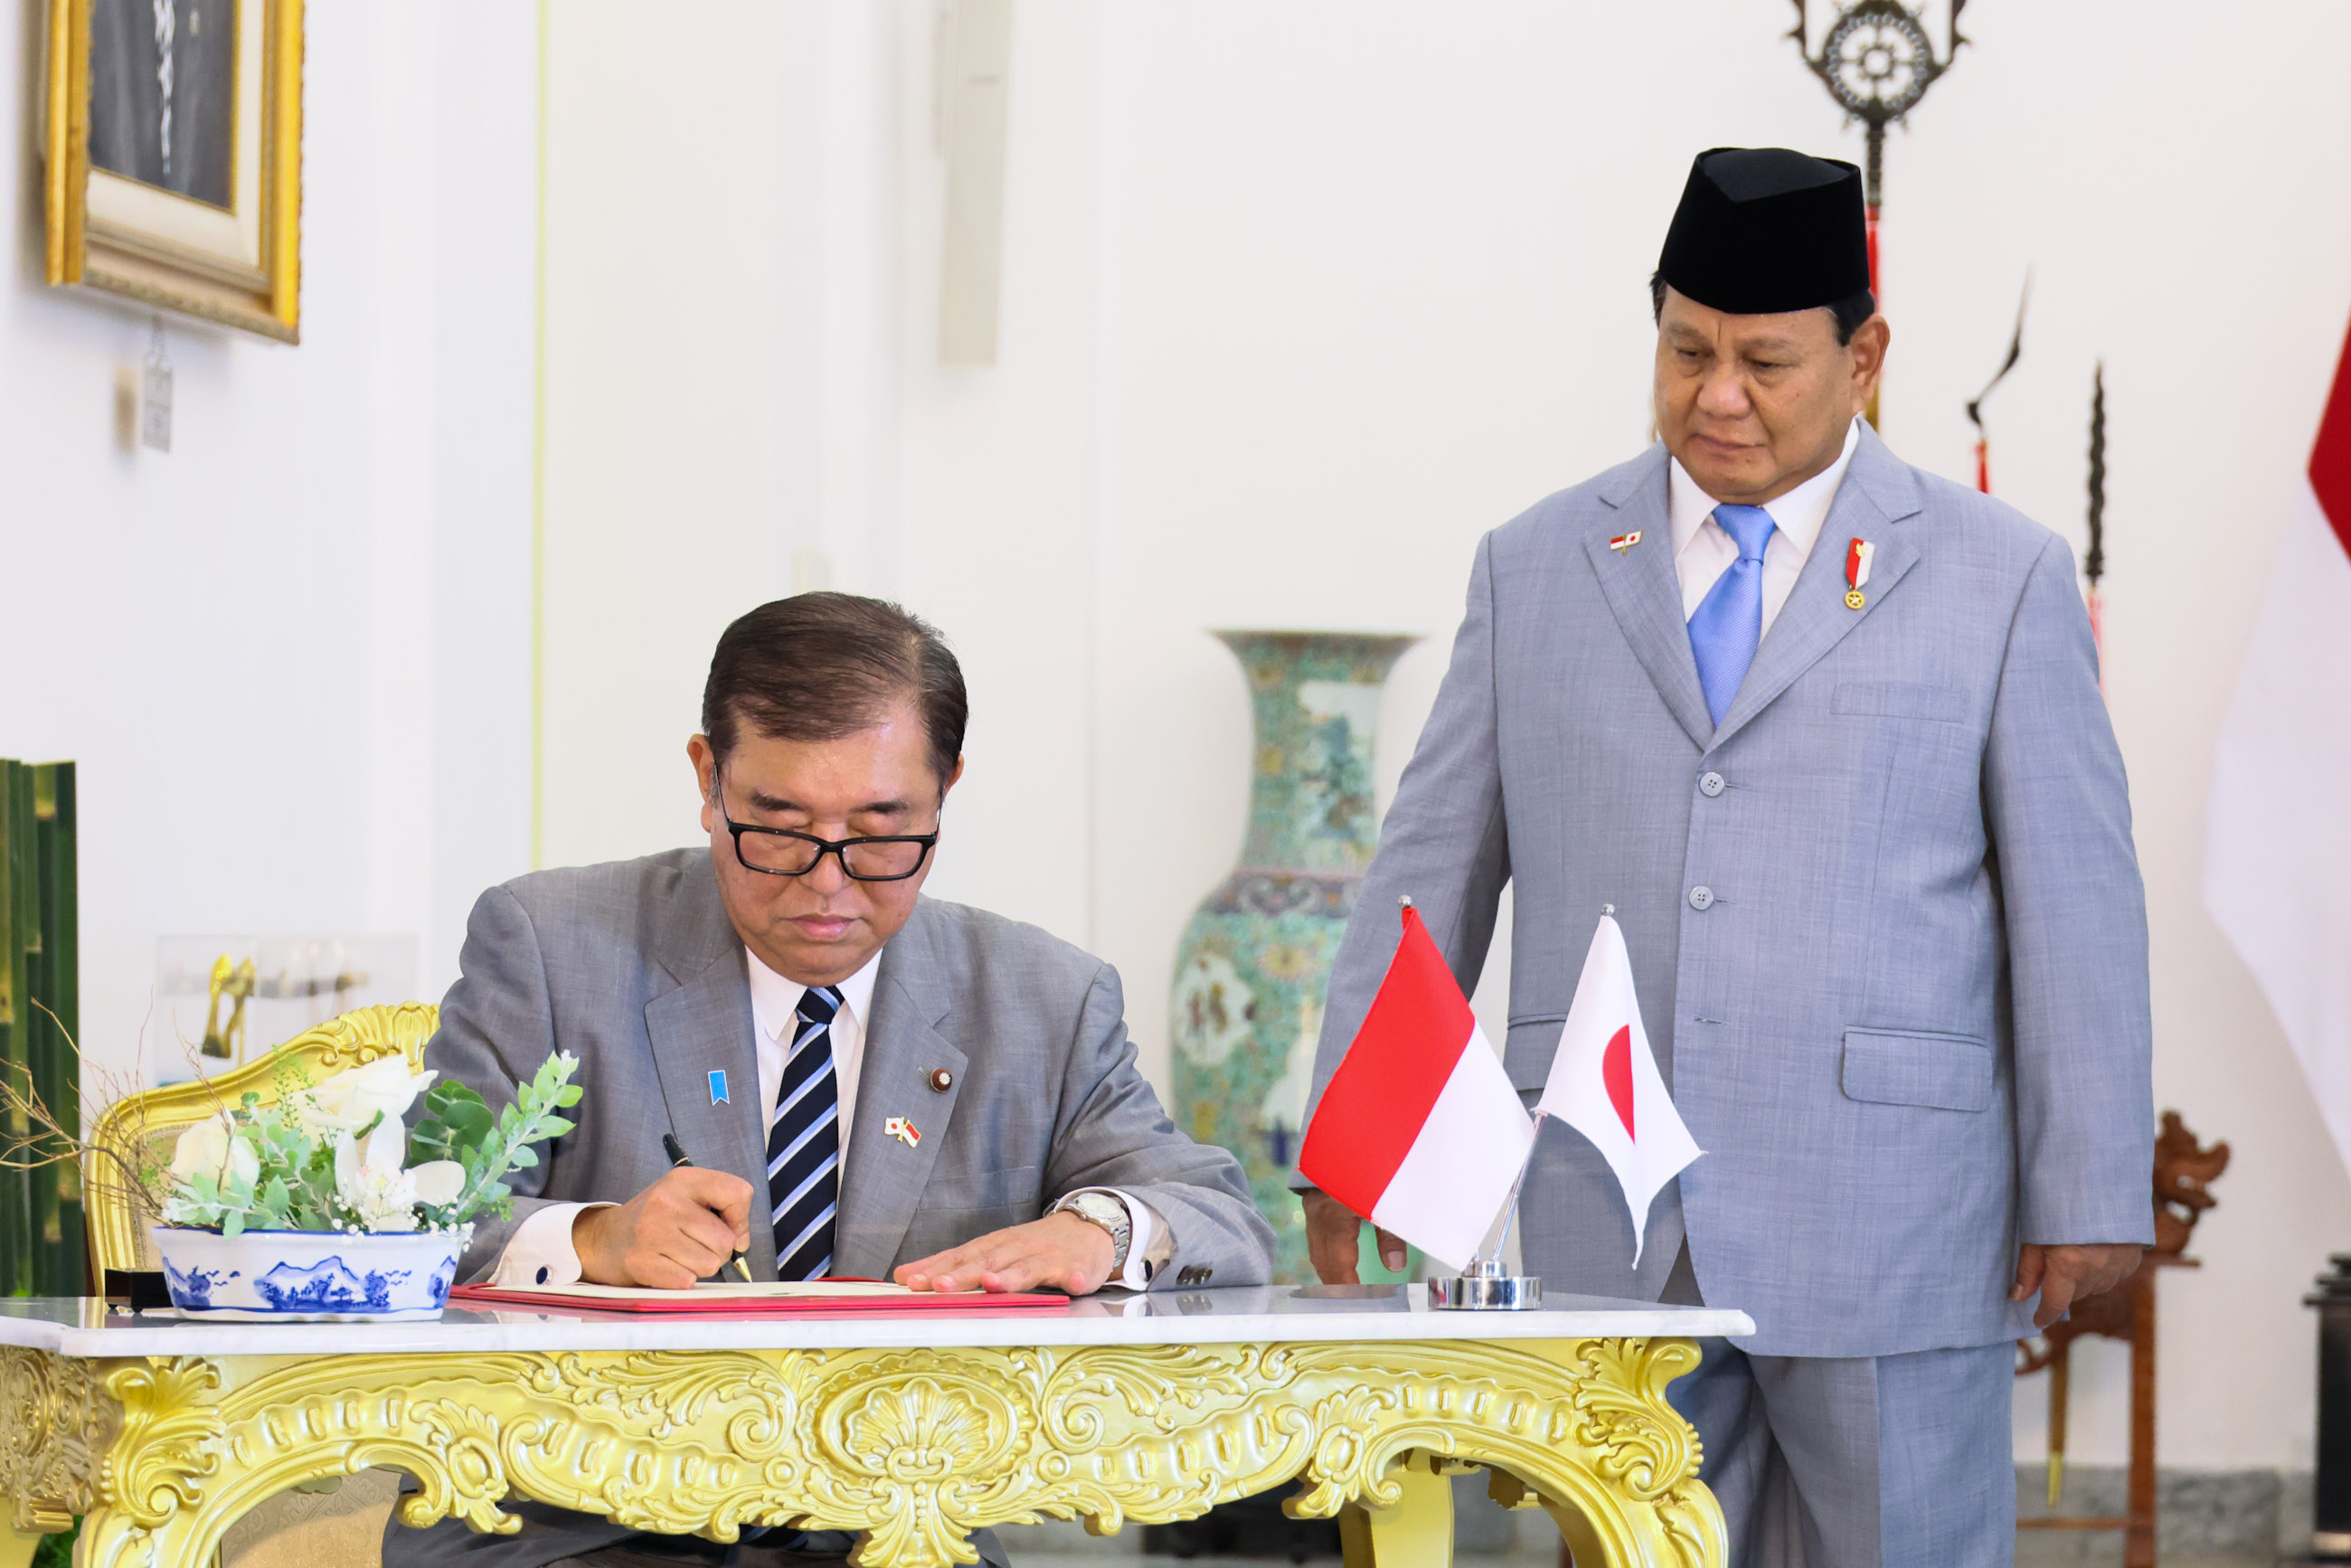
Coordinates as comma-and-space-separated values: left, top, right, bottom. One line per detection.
1788, 1, 1969, 272
1965, 274, 2031, 494
2086, 362, 2109, 670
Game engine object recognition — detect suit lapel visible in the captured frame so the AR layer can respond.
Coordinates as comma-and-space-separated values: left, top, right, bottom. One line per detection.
1708, 428, 1925, 751
1586, 447, 1715, 751
642, 868, 771, 1273
832, 905, 967, 1281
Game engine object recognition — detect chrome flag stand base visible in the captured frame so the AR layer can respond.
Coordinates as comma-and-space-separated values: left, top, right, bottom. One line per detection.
1430, 1108, 1545, 1310
1430, 1257, 1542, 1310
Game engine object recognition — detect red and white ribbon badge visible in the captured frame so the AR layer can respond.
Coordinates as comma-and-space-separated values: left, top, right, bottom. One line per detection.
1845, 538, 1875, 608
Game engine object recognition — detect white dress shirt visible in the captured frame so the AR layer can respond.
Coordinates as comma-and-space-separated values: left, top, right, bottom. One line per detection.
493, 944, 1160, 1289
1666, 416, 1862, 636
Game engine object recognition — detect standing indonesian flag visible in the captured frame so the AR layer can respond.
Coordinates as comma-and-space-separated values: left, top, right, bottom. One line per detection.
1535, 913, 1702, 1264
1298, 904, 1534, 1271
2207, 317, 2351, 1176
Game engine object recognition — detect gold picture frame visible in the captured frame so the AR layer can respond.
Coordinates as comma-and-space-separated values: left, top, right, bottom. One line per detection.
42, 0, 304, 343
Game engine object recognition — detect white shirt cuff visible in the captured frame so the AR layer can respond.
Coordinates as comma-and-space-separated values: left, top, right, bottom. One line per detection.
491, 1202, 614, 1288
1100, 1187, 1158, 1289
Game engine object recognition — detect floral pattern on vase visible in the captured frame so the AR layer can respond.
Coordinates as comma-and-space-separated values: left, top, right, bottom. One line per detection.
1171, 630, 1418, 1284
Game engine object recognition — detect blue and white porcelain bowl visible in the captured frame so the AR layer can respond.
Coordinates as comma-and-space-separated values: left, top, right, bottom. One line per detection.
151, 1224, 470, 1321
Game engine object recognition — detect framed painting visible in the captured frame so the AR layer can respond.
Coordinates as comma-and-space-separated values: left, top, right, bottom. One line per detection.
42, 0, 304, 343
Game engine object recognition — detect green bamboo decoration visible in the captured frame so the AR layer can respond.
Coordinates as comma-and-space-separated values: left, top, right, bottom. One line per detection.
0, 760, 81, 1298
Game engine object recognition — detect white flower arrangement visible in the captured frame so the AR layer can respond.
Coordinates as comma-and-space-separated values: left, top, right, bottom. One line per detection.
161, 1052, 582, 1237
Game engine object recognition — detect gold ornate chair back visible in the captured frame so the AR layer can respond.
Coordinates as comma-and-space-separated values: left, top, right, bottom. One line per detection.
83, 1003, 439, 1276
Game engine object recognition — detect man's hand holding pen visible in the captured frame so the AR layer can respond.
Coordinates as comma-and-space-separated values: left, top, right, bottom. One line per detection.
571, 1168, 753, 1289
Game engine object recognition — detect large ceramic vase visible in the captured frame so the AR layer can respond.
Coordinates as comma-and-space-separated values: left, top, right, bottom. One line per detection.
1170, 630, 1418, 1283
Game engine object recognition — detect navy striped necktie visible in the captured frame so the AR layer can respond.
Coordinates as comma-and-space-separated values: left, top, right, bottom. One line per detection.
768, 985, 844, 1280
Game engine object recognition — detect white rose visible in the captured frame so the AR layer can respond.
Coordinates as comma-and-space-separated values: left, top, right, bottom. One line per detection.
294, 1058, 438, 1138
226, 1133, 260, 1190
168, 1112, 236, 1182
410, 1160, 466, 1207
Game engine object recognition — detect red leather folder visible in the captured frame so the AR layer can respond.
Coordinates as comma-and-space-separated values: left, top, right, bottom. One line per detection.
448, 1281, 1069, 1315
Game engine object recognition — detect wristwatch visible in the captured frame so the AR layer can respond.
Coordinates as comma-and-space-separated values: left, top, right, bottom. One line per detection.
1049, 1190, 1132, 1276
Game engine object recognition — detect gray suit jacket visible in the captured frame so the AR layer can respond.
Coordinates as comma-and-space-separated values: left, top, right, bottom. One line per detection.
1300, 427, 2154, 1358
429, 847, 1274, 1290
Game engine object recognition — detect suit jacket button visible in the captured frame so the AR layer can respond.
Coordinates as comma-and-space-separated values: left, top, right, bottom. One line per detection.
1688, 885, 1714, 911
1698, 771, 1725, 798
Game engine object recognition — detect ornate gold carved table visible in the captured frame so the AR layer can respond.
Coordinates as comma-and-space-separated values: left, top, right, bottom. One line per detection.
0, 1285, 1751, 1568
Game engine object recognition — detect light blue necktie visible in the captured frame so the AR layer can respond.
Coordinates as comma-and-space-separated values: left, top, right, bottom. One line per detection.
1686, 504, 1778, 727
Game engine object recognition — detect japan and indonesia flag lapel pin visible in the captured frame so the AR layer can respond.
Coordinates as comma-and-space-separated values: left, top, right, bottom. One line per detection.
1297, 895, 1543, 1308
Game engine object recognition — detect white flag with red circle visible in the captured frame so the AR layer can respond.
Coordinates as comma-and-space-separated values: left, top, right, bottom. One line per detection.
1534, 912, 1702, 1263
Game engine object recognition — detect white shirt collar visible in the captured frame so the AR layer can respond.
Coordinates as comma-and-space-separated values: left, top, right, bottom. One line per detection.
1666, 416, 1862, 559
746, 945, 883, 1043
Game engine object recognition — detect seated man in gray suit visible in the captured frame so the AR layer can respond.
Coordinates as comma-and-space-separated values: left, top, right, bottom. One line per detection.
387, 592, 1273, 1568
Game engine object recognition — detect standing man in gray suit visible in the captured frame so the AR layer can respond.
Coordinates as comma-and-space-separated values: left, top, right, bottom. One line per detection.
1298, 148, 2153, 1567
388, 592, 1272, 1568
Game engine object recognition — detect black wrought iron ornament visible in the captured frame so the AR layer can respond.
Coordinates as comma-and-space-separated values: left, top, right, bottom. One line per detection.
1788, 1, 1969, 280
2085, 361, 2109, 667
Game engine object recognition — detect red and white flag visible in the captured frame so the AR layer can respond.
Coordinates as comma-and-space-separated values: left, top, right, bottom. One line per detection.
1535, 912, 1702, 1263
1298, 904, 1535, 1271
2208, 317, 2351, 1175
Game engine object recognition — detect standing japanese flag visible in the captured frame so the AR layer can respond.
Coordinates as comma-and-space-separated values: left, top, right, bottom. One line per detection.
1536, 912, 1702, 1263
1298, 904, 1535, 1271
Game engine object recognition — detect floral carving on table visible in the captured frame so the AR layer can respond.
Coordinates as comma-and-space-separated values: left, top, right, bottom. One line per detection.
23, 1337, 1724, 1568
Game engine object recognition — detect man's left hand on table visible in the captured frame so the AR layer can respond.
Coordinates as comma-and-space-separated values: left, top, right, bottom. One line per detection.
895, 1211, 1118, 1295
2013, 1242, 2146, 1329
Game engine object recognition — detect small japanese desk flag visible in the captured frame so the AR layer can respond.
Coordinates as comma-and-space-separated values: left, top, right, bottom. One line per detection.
1298, 902, 1535, 1271
1536, 912, 1702, 1264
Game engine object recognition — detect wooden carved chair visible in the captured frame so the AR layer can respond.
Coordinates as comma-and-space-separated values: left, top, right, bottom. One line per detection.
84, 1003, 439, 1568
2015, 1110, 2231, 1568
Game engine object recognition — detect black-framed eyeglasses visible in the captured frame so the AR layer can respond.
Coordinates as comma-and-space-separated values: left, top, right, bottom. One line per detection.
713, 792, 939, 882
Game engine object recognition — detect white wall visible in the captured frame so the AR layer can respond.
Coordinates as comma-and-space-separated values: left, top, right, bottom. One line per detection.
0, 4, 535, 1077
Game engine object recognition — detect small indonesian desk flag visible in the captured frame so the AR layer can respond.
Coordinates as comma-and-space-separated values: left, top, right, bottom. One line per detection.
1298, 904, 1535, 1271
1535, 912, 1703, 1264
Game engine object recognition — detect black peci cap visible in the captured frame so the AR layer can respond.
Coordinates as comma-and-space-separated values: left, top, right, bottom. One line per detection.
1657, 147, 1870, 316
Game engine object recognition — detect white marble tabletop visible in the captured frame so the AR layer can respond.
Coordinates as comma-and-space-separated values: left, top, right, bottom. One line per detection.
0, 1285, 1752, 1357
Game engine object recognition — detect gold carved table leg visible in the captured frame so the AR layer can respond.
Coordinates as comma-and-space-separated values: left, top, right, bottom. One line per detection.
5, 1337, 1723, 1568
1341, 1454, 1458, 1568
